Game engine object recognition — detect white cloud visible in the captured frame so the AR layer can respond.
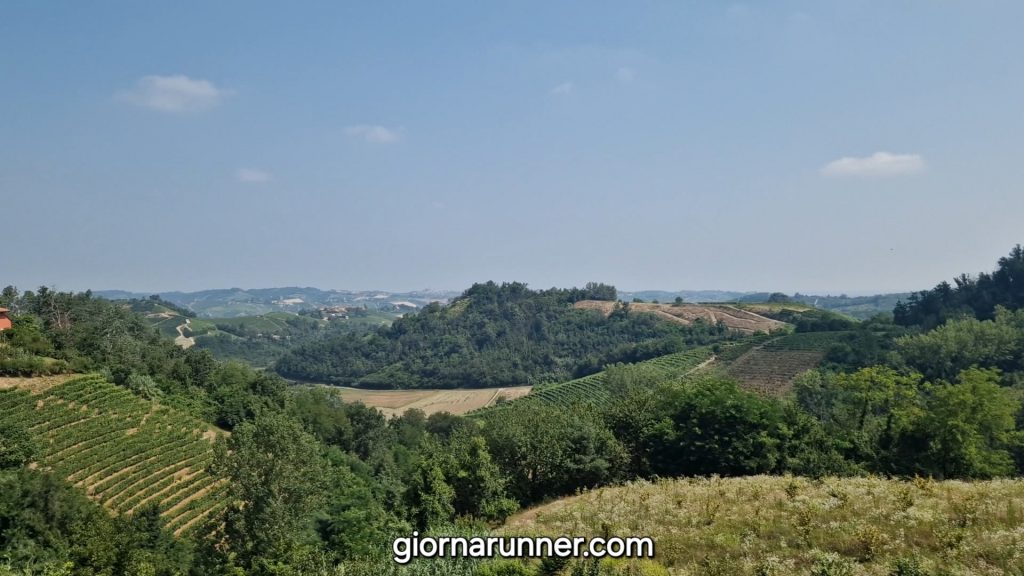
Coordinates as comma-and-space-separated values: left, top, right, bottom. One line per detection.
550, 82, 573, 96
615, 67, 635, 83
345, 125, 402, 144
820, 152, 926, 177
236, 168, 271, 183
119, 75, 226, 112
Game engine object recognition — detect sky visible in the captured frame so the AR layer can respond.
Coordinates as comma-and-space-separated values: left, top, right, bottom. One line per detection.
3, 1, 1024, 295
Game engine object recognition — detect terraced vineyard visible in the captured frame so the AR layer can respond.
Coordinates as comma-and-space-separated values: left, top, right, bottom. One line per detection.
726, 331, 848, 395
0, 374, 229, 536
474, 346, 716, 417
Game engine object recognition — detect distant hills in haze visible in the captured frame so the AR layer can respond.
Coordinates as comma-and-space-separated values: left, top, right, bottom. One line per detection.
97, 286, 908, 320
95, 287, 459, 318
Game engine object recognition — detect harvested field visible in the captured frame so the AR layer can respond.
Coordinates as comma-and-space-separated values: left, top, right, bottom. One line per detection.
0, 373, 79, 394
575, 300, 787, 334
330, 386, 533, 417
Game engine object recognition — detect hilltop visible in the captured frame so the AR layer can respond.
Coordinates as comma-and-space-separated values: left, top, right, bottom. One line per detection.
574, 300, 787, 334
274, 282, 741, 388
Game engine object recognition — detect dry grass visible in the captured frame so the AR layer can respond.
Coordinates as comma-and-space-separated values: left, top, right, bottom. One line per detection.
329, 386, 533, 417
575, 301, 787, 334
504, 475, 1024, 575
0, 373, 79, 394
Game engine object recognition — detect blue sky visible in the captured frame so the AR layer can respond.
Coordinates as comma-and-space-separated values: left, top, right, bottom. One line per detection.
3, 1, 1024, 294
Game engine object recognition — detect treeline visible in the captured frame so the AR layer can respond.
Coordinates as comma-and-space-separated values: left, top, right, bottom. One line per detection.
6, 247, 1024, 574
275, 281, 732, 388
894, 244, 1024, 328
0, 286, 289, 429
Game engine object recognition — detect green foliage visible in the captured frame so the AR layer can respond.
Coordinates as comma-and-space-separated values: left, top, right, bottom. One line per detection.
647, 377, 795, 476
481, 401, 627, 503
897, 307, 1024, 381
477, 347, 714, 417
796, 366, 1023, 478
0, 421, 38, 469
895, 244, 1024, 328
276, 282, 730, 388
918, 368, 1020, 478
0, 375, 228, 529
0, 468, 192, 575
217, 413, 330, 568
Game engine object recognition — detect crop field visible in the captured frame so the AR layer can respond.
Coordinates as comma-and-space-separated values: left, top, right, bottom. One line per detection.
329, 385, 533, 417
763, 331, 849, 351
724, 332, 847, 395
0, 375, 228, 536
575, 300, 787, 334
503, 475, 1024, 575
475, 346, 716, 417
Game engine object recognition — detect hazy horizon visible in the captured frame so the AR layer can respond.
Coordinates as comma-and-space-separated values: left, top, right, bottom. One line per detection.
5, 2, 1023, 295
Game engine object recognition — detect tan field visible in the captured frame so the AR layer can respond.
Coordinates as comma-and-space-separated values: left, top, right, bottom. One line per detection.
0, 373, 79, 394
329, 385, 533, 417
575, 300, 787, 334
504, 475, 1024, 575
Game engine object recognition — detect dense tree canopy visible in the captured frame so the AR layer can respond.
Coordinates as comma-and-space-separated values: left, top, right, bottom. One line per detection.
894, 244, 1024, 328
275, 281, 730, 388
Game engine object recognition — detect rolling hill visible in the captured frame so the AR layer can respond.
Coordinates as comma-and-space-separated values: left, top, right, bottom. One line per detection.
0, 374, 228, 537
574, 300, 787, 334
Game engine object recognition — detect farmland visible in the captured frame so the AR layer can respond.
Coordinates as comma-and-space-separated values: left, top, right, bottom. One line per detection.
0, 374, 228, 536
475, 345, 717, 417
328, 385, 533, 417
724, 332, 846, 395
503, 475, 1024, 575
575, 300, 787, 334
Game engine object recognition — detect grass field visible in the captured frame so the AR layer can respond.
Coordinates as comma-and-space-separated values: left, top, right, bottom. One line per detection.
328, 385, 533, 417
0, 375, 228, 536
504, 475, 1024, 575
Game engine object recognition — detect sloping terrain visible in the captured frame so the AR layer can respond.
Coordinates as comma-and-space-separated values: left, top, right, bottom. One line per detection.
504, 475, 1024, 575
724, 332, 846, 395
473, 345, 720, 418
0, 375, 228, 536
575, 300, 787, 334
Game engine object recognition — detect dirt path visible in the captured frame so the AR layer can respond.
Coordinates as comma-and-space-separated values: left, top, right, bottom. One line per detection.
174, 319, 195, 349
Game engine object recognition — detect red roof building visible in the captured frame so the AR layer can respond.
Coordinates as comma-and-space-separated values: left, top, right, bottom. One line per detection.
0, 308, 11, 331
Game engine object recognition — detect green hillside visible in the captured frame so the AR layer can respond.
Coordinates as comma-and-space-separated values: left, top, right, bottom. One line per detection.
275, 282, 737, 388
0, 374, 228, 537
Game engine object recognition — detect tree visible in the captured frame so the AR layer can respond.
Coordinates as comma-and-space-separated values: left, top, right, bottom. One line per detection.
216, 413, 329, 567
404, 451, 455, 531
918, 368, 1021, 478
444, 432, 518, 522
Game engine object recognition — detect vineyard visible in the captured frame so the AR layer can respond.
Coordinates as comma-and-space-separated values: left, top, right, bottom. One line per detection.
0, 374, 229, 536
725, 332, 848, 395
474, 346, 716, 417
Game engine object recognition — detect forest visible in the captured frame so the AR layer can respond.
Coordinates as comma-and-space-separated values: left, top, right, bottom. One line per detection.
274, 281, 735, 388
3, 246, 1024, 574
